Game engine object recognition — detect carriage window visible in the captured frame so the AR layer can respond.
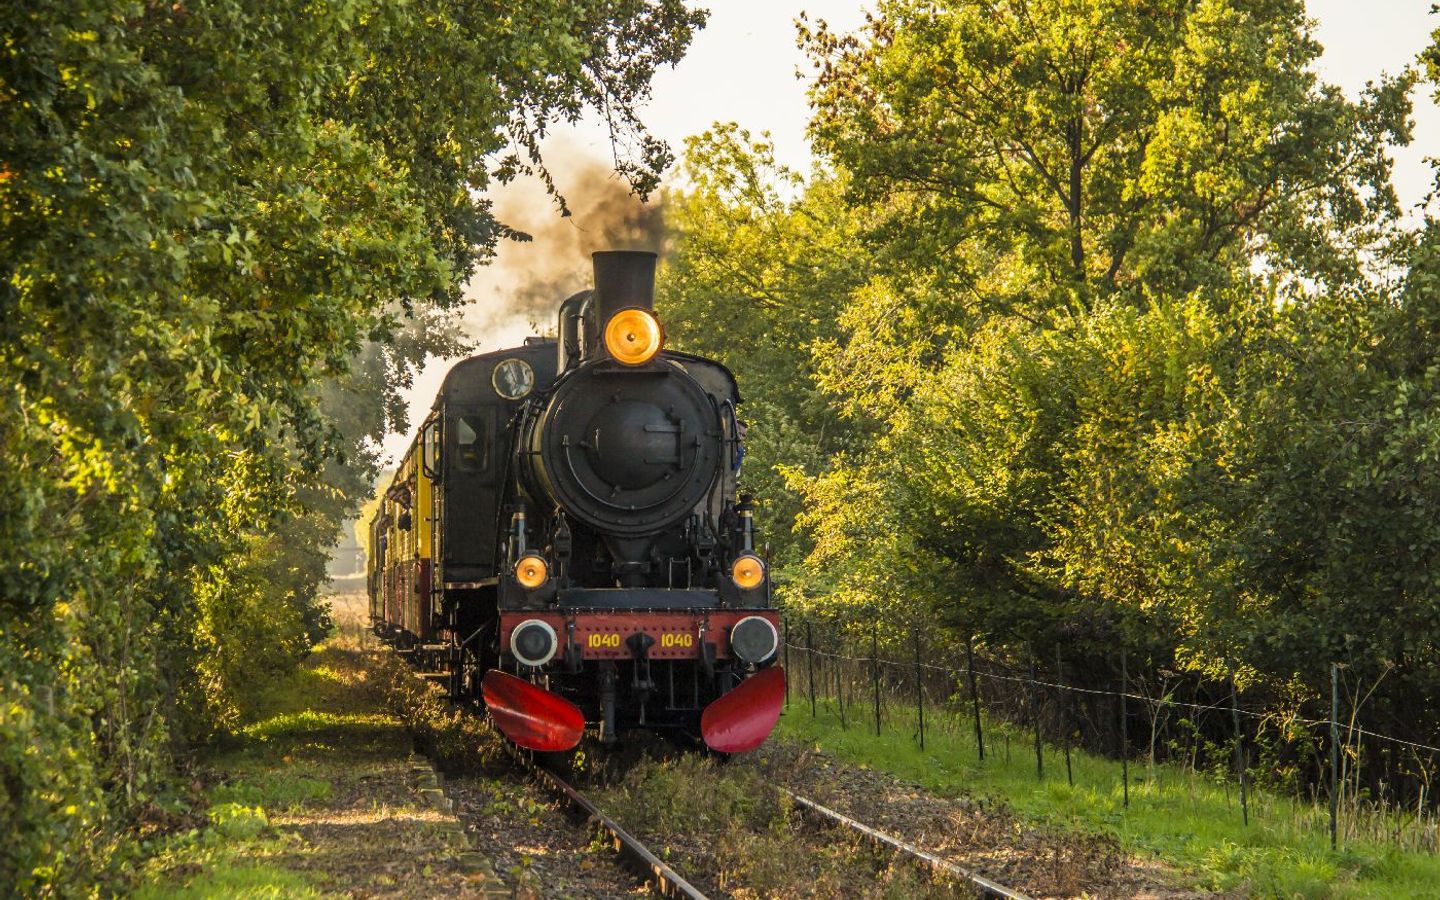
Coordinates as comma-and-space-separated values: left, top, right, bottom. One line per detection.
455, 414, 488, 472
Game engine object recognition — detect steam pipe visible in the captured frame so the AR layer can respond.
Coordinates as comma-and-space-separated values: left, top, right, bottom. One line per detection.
557, 290, 589, 372
737, 494, 756, 552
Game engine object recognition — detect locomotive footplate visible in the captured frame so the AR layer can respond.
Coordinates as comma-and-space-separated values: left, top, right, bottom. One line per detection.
499, 609, 780, 662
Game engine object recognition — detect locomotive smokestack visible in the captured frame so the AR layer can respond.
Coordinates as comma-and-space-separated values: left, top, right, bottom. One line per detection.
592, 250, 657, 322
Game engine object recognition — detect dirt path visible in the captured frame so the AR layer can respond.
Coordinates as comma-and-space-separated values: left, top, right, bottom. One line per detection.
138, 596, 506, 898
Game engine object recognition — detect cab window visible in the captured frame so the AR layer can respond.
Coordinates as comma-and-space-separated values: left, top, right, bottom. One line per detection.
455, 414, 488, 473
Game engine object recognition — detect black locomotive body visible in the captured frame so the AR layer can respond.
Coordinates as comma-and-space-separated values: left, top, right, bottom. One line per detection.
368, 251, 784, 752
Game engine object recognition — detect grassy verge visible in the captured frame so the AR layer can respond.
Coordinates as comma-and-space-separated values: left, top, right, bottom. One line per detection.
133, 633, 500, 898
777, 698, 1440, 898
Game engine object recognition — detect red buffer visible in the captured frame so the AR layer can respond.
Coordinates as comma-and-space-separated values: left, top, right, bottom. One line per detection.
482, 670, 585, 752
700, 666, 786, 754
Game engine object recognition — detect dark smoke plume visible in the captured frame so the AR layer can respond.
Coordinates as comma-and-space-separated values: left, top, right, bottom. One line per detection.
463, 143, 665, 337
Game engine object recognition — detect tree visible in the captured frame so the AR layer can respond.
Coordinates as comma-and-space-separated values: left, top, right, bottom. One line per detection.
658, 126, 870, 570
0, 0, 704, 890
802, 0, 1411, 410
792, 0, 1419, 659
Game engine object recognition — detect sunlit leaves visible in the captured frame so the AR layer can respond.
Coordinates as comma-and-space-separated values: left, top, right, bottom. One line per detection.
1, 0, 702, 890
658, 126, 870, 569
784, 0, 1437, 710
805, 0, 1412, 325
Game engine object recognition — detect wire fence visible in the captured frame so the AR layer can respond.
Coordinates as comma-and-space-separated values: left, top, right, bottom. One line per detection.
779, 614, 1440, 853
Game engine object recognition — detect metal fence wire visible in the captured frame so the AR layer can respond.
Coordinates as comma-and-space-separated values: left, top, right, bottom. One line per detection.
779, 614, 1440, 853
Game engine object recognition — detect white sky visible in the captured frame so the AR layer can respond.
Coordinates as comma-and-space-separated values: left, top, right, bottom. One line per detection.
380, 0, 1440, 462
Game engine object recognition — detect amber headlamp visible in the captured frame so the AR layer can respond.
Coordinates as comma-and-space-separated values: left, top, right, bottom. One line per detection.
603, 308, 663, 365
515, 554, 549, 589
731, 554, 766, 590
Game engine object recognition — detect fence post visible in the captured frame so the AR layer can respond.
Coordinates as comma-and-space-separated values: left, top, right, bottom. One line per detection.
1120, 648, 1129, 809
817, 623, 825, 712
872, 623, 882, 737
783, 613, 790, 709
967, 636, 984, 761
913, 628, 925, 751
1230, 669, 1248, 826
1330, 662, 1340, 850
806, 620, 816, 718
1056, 645, 1073, 786
836, 625, 847, 730
1031, 650, 1044, 781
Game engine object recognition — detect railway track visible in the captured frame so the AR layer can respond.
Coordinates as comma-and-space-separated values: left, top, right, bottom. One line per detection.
503, 743, 709, 899
786, 790, 1033, 900
507, 743, 1032, 899
494, 722, 1034, 899
397, 657, 1033, 898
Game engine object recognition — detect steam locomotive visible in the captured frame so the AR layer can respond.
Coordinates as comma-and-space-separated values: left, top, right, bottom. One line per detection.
366, 251, 784, 753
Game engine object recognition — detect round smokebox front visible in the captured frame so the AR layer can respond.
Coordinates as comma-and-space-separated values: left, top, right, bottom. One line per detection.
532, 361, 721, 536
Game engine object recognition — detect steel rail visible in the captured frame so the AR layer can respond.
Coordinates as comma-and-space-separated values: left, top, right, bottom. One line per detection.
391, 646, 707, 897
786, 791, 1032, 900
505, 744, 709, 900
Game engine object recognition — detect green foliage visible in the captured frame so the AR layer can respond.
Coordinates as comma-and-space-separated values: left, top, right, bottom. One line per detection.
779, 1, 1439, 680
658, 126, 871, 568
1, 0, 701, 892
796, 0, 1412, 433
206, 803, 269, 842
806, 0, 1410, 311
657, 0, 1440, 821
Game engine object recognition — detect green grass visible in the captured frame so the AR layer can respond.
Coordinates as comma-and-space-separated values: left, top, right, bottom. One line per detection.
132, 801, 329, 900
777, 698, 1440, 898
208, 771, 332, 809
594, 752, 959, 898
132, 643, 400, 899
134, 862, 327, 900
134, 624, 499, 898
129, 666, 360, 899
